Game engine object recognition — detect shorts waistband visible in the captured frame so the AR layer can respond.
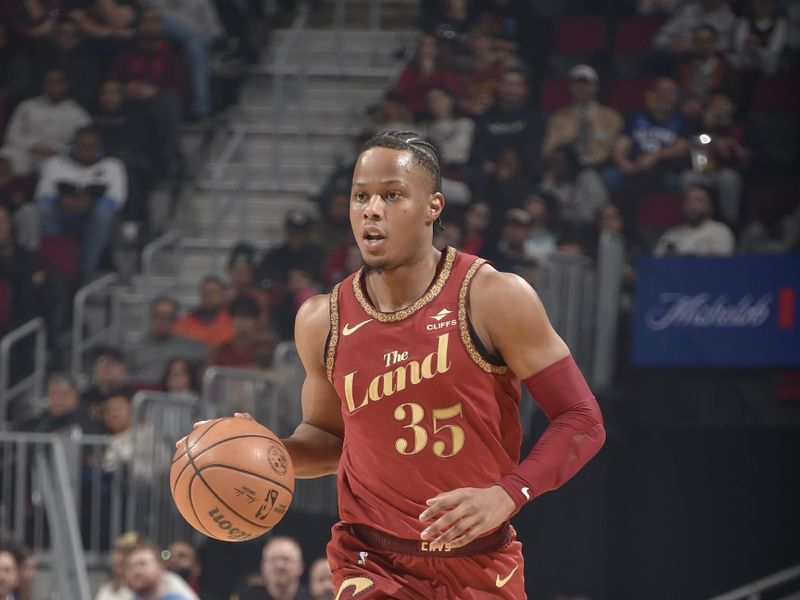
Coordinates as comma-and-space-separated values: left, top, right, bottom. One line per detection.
349, 522, 512, 557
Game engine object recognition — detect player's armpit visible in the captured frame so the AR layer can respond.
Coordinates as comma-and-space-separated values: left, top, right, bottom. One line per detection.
283, 294, 344, 478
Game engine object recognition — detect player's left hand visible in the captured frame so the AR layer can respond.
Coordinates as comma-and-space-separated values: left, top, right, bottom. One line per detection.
419, 485, 516, 549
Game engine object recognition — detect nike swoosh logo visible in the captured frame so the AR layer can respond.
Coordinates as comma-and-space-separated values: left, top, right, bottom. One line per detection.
342, 319, 373, 336
521, 487, 530, 501
335, 577, 374, 600
495, 564, 519, 588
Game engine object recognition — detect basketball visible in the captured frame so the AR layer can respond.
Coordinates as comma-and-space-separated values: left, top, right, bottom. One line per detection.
170, 417, 295, 542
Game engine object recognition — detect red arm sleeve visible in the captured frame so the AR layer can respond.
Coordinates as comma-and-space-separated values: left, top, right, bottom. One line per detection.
497, 355, 606, 511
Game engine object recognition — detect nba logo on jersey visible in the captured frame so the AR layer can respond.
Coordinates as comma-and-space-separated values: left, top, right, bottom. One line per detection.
357, 551, 369, 565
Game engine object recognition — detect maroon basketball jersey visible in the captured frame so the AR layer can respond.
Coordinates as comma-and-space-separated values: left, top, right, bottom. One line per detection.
327, 247, 522, 539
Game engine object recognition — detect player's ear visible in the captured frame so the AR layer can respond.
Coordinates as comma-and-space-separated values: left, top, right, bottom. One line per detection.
427, 192, 445, 225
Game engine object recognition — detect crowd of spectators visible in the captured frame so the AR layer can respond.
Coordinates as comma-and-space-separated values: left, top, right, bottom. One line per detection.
0, 0, 269, 344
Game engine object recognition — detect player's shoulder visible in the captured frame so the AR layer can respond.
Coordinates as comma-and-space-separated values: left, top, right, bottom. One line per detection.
296, 293, 331, 332
471, 262, 541, 306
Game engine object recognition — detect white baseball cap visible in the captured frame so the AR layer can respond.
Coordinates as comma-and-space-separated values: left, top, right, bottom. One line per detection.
569, 64, 598, 83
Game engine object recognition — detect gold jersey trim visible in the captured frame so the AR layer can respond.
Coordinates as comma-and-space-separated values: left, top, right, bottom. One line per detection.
458, 258, 508, 375
326, 283, 341, 383
352, 246, 456, 323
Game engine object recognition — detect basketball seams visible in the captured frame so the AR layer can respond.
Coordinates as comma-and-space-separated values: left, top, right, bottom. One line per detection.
187, 471, 215, 537
198, 464, 294, 495
170, 454, 191, 497
170, 418, 225, 465
188, 433, 283, 461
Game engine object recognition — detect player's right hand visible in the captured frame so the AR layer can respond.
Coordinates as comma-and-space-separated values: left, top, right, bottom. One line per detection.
174, 413, 255, 448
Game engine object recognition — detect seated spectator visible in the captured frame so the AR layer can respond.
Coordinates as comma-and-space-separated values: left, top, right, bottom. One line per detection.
421, 86, 474, 171
313, 190, 351, 254
35, 126, 127, 276
251, 329, 280, 373
653, 185, 735, 255
93, 80, 155, 225
125, 541, 197, 600
1, 67, 90, 176
739, 201, 799, 253
1, 542, 35, 600
238, 536, 311, 600
0, 205, 69, 338
653, 0, 736, 58
0, 547, 17, 600
370, 92, 415, 134
272, 267, 321, 340
473, 0, 533, 58
733, 0, 788, 75
101, 392, 132, 436
68, 0, 138, 41
161, 357, 200, 395
542, 65, 623, 169
6, 0, 60, 39
125, 296, 209, 385
226, 243, 271, 326
208, 294, 260, 368
489, 208, 533, 273
256, 211, 326, 287
470, 67, 543, 186
0, 153, 37, 251
479, 146, 530, 220
164, 540, 203, 597
676, 24, 739, 118
539, 144, 608, 227
308, 557, 334, 600
680, 93, 749, 226
522, 191, 558, 263
424, 0, 475, 48
173, 275, 234, 347
461, 201, 490, 256
35, 17, 102, 110
145, 0, 223, 119
15, 373, 99, 434
455, 24, 506, 118
81, 346, 131, 420
392, 34, 460, 118
110, 8, 187, 179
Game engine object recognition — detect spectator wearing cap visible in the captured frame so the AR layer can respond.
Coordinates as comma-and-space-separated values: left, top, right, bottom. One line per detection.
255, 211, 326, 287
542, 65, 623, 169
173, 275, 234, 348
81, 346, 132, 422
35, 126, 127, 275
1, 67, 91, 176
125, 296, 209, 386
489, 208, 534, 273
207, 294, 261, 368
392, 33, 460, 119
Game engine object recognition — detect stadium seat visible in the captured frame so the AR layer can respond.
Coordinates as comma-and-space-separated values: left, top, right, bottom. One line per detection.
39, 236, 80, 287
636, 192, 684, 229
750, 75, 800, 112
605, 77, 654, 114
0, 279, 10, 332
551, 17, 608, 55
539, 77, 572, 112
613, 17, 666, 55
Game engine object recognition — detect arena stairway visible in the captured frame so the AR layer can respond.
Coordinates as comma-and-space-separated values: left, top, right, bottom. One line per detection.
115, 2, 419, 342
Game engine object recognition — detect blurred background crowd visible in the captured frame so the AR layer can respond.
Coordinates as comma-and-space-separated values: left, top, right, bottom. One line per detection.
0, 0, 798, 598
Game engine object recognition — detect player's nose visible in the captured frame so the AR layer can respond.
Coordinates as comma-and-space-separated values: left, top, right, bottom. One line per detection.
363, 194, 384, 219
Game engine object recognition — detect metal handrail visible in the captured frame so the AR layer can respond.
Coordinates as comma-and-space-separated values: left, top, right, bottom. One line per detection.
591, 231, 625, 391
71, 273, 120, 378
708, 564, 800, 600
141, 229, 184, 325
0, 318, 46, 428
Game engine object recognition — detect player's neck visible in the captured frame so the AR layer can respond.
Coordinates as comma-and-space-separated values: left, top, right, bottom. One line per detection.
365, 247, 442, 313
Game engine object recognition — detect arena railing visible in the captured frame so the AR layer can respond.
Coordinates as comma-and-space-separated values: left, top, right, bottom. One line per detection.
202, 360, 338, 515
592, 230, 625, 391
71, 273, 121, 380
0, 318, 46, 429
141, 229, 185, 327
0, 431, 92, 599
707, 564, 800, 600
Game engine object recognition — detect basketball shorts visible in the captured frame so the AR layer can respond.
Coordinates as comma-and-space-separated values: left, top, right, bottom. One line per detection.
327, 521, 526, 599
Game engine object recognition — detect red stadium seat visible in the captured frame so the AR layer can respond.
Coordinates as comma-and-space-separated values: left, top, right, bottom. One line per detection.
605, 77, 655, 114
636, 192, 684, 229
613, 17, 666, 55
539, 77, 572, 112
750, 76, 800, 111
552, 17, 608, 55
39, 236, 79, 287
0, 279, 10, 332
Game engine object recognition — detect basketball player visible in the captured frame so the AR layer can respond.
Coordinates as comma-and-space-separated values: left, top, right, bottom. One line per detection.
196, 131, 606, 598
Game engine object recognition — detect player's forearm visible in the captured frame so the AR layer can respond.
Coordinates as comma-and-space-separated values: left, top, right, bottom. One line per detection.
282, 422, 343, 479
498, 355, 606, 511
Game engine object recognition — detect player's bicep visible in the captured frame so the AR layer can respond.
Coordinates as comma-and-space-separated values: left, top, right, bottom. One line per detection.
299, 370, 344, 438
473, 269, 569, 380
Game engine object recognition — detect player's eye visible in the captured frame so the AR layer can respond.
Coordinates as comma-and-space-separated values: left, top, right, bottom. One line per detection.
353, 192, 367, 202
386, 191, 401, 201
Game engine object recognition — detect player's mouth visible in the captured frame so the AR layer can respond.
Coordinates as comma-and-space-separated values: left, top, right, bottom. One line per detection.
362, 227, 387, 251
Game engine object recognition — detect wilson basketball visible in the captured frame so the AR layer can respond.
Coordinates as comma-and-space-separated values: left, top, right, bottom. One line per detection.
170, 417, 295, 542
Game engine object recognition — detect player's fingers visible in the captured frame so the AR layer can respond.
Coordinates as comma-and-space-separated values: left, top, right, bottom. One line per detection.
433, 516, 476, 547
234, 412, 253, 420
175, 435, 187, 449
446, 524, 480, 549
421, 505, 466, 540
192, 419, 211, 429
420, 490, 466, 521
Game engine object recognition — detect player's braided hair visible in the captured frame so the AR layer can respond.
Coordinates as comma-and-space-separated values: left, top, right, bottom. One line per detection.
359, 131, 444, 231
